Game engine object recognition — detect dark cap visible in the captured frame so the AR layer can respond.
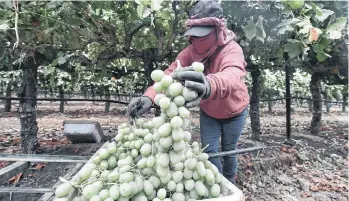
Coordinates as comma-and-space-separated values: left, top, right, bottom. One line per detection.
184, 0, 224, 37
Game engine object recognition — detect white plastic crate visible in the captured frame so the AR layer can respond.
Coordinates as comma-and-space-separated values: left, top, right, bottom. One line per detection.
51, 142, 245, 201
203, 175, 245, 201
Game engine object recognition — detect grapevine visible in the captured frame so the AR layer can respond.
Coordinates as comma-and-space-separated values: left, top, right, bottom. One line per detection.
53, 62, 224, 201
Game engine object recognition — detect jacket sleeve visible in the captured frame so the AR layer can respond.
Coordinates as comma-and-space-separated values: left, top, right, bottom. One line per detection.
206, 42, 247, 100
143, 47, 192, 102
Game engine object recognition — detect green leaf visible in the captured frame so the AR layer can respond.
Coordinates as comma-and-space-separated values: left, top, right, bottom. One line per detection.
0, 22, 10, 31
297, 17, 312, 34
143, 7, 151, 18
325, 17, 347, 40
46, 1, 58, 9
2, 1, 13, 8
278, 25, 294, 35
277, 18, 301, 28
312, 44, 325, 53
42, 65, 56, 77
284, 0, 304, 9
256, 18, 266, 43
315, 8, 334, 22
316, 51, 330, 62
243, 19, 256, 41
284, 41, 303, 58
150, 0, 162, 11
277, 47, 284, 61
276, 18, 301, 35
51, 59, 59, 66
58, 57, 67, 65
161, 10, 172, 20
147, 34, 157, 47
137, 5, 144, 18
318, 37, 329, 47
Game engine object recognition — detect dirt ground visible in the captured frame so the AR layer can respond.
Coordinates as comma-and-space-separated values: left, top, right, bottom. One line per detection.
0, 101, 347, 201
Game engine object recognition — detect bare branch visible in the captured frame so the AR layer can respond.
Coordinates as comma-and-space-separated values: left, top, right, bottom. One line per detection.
124, 19, 152, 51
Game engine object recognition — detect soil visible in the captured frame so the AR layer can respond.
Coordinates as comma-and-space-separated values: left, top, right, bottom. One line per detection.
0, 101, 347, 201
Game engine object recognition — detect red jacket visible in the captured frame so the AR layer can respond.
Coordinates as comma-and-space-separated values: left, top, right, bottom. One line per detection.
144, 18, 249, 119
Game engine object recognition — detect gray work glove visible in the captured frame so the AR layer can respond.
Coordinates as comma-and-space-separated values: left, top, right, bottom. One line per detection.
172, 66, 211, 108
126, 96, 153, 121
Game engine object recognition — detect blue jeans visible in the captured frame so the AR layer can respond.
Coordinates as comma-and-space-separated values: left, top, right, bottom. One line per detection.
199, 108, 248, 183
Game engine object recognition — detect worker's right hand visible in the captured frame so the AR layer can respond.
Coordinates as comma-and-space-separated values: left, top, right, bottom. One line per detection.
126, 96, 153, 121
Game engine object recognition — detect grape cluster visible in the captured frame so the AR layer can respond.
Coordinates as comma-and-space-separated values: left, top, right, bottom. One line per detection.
54, 62, 223, 201
52, 33, 65, 48
88, 42, 102, 62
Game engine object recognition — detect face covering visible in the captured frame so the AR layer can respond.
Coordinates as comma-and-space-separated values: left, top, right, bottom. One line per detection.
190, 30, 217, 54
185, 17, 237, 64
189, 29, 219, 62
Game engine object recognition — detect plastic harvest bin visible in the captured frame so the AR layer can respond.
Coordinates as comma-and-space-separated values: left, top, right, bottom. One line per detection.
52, 142, 245, 201
202, 175, 245, 201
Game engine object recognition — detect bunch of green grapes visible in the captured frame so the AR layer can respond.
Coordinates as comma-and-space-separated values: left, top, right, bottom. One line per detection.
51, 32, 65, 49
54, 62, 223, 201
87, 42, 101, 62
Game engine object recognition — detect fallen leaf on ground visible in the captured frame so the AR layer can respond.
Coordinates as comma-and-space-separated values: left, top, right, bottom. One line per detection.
301, 191, 312, 198
310, 185, 320, 192
288, 148, 297, 153
246, 169, 253, 175
12, 137, 21, 144
35, 163, 46, 170
0, 137, 8, 142
0, 161, 9, 169
9, 172, 22, 184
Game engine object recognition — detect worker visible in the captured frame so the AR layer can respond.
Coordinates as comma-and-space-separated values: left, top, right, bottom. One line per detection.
127, 0, 249, 184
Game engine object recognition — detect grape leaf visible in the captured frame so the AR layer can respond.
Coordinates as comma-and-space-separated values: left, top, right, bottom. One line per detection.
276, 18, 301, 28
137, 5, 144, 18
143, 7, 152, 18
150, 0, 162, 11
276, 18, 300, 35
315, 7, 334, 22
2, 1, 13, 8
243, 19, 256, 41
318, 37, 329, 47
316, 51, 330, 62
256, 18, 266, 43
278, 26, 295, 35
46, 1, 58, 9
0, 22, 10, 31
297, 17, 312, 34
325, 17, 347, 40
58, 57, 67, 65
284, 41, 303, 58
312, 43, 330, 62
284, 0, 304, 9
312, 44, 325, 53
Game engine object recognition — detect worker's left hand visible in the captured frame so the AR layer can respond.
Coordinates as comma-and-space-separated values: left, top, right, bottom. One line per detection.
172, 66, 211, 108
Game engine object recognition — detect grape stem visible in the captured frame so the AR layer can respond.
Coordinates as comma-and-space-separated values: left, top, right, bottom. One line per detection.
80, 178, 101, 188
201, 144, 209, 152
170, 60, 182, 77
105, 182, 118, 185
